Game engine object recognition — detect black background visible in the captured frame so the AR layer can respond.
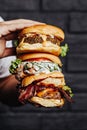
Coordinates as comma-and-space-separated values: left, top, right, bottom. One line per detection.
0, 0, 87, 130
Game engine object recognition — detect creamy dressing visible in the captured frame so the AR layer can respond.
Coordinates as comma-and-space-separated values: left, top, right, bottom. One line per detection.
21, 60, 61, 75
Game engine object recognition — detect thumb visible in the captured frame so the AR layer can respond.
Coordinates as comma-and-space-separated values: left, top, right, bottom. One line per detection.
3, 32, 18, 41
0, 38, 6, 58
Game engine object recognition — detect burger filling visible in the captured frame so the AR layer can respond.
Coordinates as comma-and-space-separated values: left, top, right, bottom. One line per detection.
16, 33, 69, 57
24, 33, 43, 44
9, 58, 61, 80
19, 33, 60, 45
18, 80, 73, 104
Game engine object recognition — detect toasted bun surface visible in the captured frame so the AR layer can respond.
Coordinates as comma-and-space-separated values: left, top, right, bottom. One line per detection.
30, 96, 64, 107
18, 53, 62, 66
22, 71, 65, 87
19, 24, 64, 41
16, 42, 61, 56
36, 77, 65, 87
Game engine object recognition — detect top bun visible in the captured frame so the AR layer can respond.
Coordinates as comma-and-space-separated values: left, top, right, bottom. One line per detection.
19, 24, 65, 42
18, 53, 62, 66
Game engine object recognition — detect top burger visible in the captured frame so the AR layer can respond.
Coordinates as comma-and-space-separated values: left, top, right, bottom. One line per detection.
16, 24, 66, 56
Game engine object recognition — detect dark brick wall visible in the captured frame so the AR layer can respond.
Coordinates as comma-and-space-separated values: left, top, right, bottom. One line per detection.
0, 0, 87, 130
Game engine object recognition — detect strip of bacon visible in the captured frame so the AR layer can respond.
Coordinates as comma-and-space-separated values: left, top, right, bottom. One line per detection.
58, 88, 73, 102
18, 83, 73, 104
18, 85, 35, 104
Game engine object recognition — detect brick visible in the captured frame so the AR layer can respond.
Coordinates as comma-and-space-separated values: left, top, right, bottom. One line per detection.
69, 13, 87, 33
42, 0, 87, 11
10, 101, 68, 113
41, 113, 87, 130
0, 12, 40, 22
64, 73, 87, 92
0, 102, 10, 113
70, 93, 87, 111
0, 12, 45, 26
41, 13, 67, 31
0, 113, 40, 130
43, 0, 73, 11
0, 113, 87, 130
65, 34, 87, 54
67, 54, 87, 72
0, 0, 40, 11
1, 12, 43, 22
0, 12, 67, 31
41, 113, 68, 130
0, 12, 44, 22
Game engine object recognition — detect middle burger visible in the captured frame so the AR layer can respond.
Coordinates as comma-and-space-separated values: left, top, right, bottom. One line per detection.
9, 53, 62, 80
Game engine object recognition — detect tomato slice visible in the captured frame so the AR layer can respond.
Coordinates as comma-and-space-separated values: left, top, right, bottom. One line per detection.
27, 58, 51, 62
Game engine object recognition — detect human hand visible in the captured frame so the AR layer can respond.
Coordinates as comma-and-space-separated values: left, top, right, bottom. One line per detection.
0, 19, 44, 104
0, 19, 44, 58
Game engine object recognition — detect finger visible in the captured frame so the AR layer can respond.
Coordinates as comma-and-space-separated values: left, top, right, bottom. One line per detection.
2, 47, 16, 58
2, 19, 44, 25
3, 32, 18, 41
0, 38, 6, 58
0, 19, 45, 38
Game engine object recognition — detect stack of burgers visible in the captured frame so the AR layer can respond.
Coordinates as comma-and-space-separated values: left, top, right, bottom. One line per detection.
9, 24, 73, 107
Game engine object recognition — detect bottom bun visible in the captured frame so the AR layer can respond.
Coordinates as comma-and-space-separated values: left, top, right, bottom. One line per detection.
30, 96, 64, 107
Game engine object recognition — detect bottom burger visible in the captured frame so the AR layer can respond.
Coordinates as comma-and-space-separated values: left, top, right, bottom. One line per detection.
18, 72, 73, 107
9, 53, 73, 107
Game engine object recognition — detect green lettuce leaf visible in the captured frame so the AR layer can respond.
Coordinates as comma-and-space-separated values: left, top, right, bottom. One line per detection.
13, 40, 19, 47
62, 85, 74, 97
61, 44, 69, 57
9, 59, 22, 74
